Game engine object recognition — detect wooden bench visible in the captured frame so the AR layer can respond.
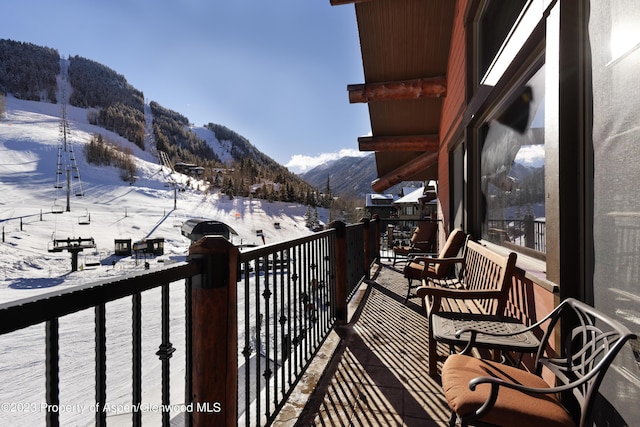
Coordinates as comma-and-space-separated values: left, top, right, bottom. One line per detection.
415, 240, 517, 375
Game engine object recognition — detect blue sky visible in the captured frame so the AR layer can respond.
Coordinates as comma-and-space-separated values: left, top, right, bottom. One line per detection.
2, 0, 371, 172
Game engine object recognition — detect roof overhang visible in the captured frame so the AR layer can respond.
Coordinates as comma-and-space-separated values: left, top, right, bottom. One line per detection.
331, 0, 456, 192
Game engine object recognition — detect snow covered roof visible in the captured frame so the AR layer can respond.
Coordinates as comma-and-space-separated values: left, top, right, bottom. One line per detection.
394, 187, 425, 204
365, 193, 397, 207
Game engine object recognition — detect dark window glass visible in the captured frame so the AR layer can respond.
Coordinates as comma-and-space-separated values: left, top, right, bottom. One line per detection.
478, 0, 528, 80
480, 66, 545, 253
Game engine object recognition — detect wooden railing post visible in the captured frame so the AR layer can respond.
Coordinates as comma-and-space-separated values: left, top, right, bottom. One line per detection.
361, 217, 371, 280
371, 214, 381, 262
330, 221, 348, 324
188, 236, 239, 427
524, 214, 535, 249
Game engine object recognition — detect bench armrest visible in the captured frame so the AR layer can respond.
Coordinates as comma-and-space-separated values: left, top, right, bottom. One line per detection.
416, 286, 503, 300
416, 286, 505, 314
411, 256, 464, 265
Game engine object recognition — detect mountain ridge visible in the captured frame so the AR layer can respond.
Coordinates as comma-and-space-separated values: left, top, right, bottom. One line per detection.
299, 154, 419, 198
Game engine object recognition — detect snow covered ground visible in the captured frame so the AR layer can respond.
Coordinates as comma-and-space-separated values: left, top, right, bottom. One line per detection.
0, 94, 325, 426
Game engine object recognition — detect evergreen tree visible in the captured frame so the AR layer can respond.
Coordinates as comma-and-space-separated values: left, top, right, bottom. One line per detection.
305, 205, 313, 228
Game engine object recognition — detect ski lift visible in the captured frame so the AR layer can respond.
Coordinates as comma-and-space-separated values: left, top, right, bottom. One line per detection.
84, 251, 101, 267
51, 203, 64, 214
78, 210, 90, 225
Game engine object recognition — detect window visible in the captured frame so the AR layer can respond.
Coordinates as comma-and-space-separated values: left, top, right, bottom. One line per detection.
590, 0, 640, 421
477, 0, 528, 83
480, 65, 545, 254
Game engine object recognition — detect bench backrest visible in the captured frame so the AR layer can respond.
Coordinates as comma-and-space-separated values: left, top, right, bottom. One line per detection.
461, 240, 517, 315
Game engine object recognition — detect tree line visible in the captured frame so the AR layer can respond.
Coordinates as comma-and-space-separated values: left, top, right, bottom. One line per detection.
0, 39, 59, 102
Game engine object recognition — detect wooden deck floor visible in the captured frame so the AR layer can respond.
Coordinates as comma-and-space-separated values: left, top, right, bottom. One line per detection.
282, 261, 452, 426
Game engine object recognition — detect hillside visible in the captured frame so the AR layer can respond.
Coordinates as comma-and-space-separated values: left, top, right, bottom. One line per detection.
0, 38, 319, 204
0, 95, 327, 303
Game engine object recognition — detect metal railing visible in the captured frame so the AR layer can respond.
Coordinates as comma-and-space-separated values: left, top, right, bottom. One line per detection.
0, 262, 201, 427
487, 217, 546, 253
0, 219, 380, 426
237, 231, 335, 425
236, 218, 377, 425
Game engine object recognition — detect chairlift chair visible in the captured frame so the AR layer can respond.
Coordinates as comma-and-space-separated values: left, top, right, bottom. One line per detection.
84, 251, 101, 267
51, 203, 64, 214
78, 211, 90, 225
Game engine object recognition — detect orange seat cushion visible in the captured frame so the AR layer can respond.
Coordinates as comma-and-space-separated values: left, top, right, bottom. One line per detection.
441, 354, 575, 427
403, 261, 436, 279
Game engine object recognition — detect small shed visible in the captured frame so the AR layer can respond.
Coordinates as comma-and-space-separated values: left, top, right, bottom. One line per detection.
133, 238, 164, 256
114, 239, 132, 256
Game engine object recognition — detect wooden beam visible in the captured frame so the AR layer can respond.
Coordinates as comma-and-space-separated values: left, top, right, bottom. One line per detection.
348, 76, 447, 103
358, 135, 439, 152
371, 151, 438, 193
330, 0, 372, 5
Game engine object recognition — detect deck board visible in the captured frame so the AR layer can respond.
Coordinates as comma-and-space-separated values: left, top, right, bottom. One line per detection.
279, 262, 451, 426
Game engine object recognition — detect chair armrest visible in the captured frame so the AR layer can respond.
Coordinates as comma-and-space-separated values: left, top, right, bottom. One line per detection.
469, 368, 603, 396
412, 256, 464, 265
407, 252, 438, 260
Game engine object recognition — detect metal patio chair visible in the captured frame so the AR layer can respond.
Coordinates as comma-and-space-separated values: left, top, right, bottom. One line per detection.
440, 298, 637, 427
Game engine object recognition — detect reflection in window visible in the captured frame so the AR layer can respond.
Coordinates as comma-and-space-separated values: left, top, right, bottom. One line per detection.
481, 66, 545, 253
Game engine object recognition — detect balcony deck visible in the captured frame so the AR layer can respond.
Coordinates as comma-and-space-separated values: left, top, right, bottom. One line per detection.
276, 260, 451, 426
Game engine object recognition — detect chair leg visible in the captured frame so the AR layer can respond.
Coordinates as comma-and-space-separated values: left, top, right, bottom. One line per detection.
405, 278, 413, 304
428, 324, 438, 375
448, 411, 457, 427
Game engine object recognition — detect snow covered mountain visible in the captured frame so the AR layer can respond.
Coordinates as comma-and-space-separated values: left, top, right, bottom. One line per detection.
0, 94, 325, 304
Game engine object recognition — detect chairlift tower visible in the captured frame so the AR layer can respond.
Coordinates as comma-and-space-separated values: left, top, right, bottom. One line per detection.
53, 102, 84, 213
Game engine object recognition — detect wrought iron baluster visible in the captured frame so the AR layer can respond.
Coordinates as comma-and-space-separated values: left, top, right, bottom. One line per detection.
132, 293, 142, 427
241, 259, 252, 427
285, 247, 293, 386
291, 246, 300, 377
45, 319, 59, 427
95, 304, 106, 427
255, 255, 264, 424
184, 279, 192, 427
280, 249, 288, 402
156, 283, 175, 427
262, 255, 272, 421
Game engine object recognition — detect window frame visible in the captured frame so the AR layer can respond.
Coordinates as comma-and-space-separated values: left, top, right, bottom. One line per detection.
465, 0, 551, 277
